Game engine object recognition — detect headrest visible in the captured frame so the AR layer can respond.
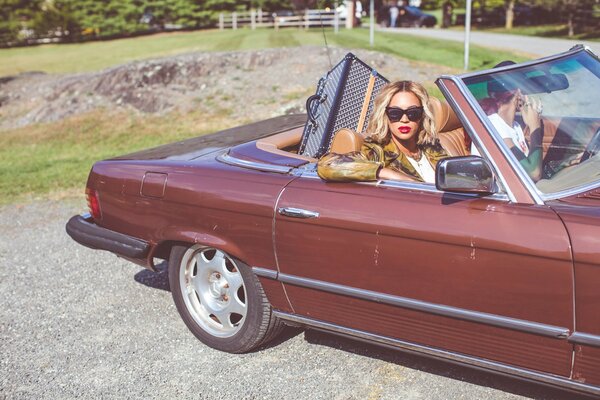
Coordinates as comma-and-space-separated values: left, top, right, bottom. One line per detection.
329, 128, 363, 154
429, 97, 462, 133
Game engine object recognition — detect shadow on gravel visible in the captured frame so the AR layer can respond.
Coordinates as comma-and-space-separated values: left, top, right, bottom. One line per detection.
256, 326, 305, 352
303, 330, 595, 400
132, 262, 305, 351
134, 261, 170, 291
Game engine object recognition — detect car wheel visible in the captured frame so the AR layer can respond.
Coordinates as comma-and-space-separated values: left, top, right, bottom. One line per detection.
168, 244, 283, 353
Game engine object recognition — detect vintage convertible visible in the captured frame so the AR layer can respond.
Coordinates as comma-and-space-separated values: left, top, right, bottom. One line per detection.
67, 45, 600, 396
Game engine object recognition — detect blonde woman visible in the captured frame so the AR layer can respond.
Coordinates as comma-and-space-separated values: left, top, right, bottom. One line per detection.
317, 80, 447, 183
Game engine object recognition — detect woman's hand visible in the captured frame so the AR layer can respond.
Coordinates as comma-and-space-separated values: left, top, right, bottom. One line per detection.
522, 95, 542, 132
378, 167, 417, 181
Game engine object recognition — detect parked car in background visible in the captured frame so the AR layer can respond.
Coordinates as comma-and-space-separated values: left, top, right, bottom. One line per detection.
67, 46, 600, 397
399, 6, 436, 27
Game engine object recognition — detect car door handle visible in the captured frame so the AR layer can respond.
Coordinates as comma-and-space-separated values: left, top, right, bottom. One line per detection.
277, 207, 320, 219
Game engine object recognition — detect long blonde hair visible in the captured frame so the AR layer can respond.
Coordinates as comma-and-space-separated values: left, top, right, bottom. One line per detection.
366, 81, 437, 146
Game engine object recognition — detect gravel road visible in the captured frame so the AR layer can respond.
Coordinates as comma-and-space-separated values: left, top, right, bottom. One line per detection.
380, 28, 600, 58
0, 199, 592, 399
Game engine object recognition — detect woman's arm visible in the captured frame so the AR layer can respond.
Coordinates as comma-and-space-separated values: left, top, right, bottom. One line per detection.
317, 140, 417, 182
317, 151, 383, 182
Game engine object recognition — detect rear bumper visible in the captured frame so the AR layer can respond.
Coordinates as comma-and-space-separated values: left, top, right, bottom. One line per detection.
66, 214, 150, 259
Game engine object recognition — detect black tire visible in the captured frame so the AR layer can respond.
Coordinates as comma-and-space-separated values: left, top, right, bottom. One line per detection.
168, 244, 283, 353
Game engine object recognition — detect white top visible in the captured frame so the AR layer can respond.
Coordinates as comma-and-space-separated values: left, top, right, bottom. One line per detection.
488, 113, 529, 156
407, 154, 436, 183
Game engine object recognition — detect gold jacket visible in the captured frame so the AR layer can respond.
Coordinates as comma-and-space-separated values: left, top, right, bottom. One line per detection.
317, 137, 448, 183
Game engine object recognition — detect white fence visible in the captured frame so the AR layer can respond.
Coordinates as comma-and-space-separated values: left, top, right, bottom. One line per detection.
219, 9, 346, 31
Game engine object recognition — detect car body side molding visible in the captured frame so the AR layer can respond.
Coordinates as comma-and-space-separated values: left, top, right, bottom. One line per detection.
252, 266, 278, 280
273, 311, 600, 397
276, 272, 570, 339
568, 332, 600, 348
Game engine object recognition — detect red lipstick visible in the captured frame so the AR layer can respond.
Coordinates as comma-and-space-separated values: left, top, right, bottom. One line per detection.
398, 126, 411, 134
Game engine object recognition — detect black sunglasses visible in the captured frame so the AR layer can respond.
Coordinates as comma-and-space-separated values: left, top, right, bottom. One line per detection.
385, 106, 424, 122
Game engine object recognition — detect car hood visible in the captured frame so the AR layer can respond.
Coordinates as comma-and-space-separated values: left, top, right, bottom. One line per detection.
109, 114, 307, 161
551, 187, 600, 209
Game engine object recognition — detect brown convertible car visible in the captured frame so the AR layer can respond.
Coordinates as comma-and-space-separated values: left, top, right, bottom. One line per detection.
67, 45, 600, 396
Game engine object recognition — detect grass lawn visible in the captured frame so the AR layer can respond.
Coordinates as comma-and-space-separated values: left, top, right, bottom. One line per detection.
0, 28, 529, 205
0, 27, 528, 77
482, 24, 600, 42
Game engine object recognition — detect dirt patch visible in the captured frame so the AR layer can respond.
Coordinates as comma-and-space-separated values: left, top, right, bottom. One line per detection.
0, 46, 451, 130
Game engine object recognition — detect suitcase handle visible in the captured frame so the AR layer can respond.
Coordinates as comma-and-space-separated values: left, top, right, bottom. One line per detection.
306, 94, 327, 126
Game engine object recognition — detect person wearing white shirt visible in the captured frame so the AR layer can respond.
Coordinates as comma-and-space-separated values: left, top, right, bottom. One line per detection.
473, 85, 544, 181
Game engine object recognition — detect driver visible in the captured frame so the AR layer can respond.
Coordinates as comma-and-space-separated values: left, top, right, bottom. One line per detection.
317, 80, 447, 183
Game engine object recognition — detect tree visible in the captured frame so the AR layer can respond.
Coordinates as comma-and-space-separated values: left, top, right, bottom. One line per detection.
504, 0, 514, 29
531, 0, 595, 37
0, 0, 305, 46
0, 0, 43, 44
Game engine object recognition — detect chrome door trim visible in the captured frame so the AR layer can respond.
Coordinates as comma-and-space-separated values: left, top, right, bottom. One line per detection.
252, 267, 278, 280
277, 272, 569, 339
296, 170, 510, 202
273, 312, 600, 397
217, 152, 293, 174
568, 332, 600, 348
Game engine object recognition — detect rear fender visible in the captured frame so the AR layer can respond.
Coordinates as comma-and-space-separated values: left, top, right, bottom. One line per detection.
155, 227, 246, 266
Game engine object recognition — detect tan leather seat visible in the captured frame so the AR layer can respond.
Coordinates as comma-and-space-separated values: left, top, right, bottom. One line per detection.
438, 128, 469, 157
329, 97, 469, 156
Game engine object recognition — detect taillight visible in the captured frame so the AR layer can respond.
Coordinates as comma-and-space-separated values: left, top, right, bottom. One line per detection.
85, 188, 102, 220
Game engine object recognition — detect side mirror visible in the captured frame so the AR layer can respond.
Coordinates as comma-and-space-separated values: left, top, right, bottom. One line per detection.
436, 156, 497, 195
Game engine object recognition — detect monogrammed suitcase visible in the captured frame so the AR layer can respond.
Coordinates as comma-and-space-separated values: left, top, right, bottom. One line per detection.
298, 53, 389, 159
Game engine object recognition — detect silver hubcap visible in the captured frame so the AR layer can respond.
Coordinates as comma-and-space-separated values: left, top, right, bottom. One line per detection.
179, 246, 247, 338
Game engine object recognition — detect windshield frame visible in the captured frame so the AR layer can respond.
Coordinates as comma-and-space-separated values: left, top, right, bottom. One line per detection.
456, 45, 600, 202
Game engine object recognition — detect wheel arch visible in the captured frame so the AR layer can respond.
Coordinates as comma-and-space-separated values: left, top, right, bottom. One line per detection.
152, 228, 248, 270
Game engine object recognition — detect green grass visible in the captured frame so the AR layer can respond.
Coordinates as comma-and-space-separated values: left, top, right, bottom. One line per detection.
0, 27, 528, 77
481, 24, 600, 41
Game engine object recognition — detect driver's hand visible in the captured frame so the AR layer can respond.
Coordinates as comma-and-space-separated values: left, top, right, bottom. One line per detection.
522, 95, 542, 131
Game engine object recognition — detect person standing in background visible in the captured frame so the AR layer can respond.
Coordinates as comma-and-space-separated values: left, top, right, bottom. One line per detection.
442, 0, 453, 28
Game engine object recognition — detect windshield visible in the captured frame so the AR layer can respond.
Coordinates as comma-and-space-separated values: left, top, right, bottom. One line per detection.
463, 51, 600, 196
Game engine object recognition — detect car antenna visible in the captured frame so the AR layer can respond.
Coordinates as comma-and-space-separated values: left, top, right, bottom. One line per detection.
318, 1, 333, 69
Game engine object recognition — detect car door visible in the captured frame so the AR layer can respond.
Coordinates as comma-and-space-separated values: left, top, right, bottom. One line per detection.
274, 172, 574, 377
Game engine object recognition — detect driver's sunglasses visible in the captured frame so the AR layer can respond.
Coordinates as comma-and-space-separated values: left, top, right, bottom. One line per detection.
385, 106, 424, 122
